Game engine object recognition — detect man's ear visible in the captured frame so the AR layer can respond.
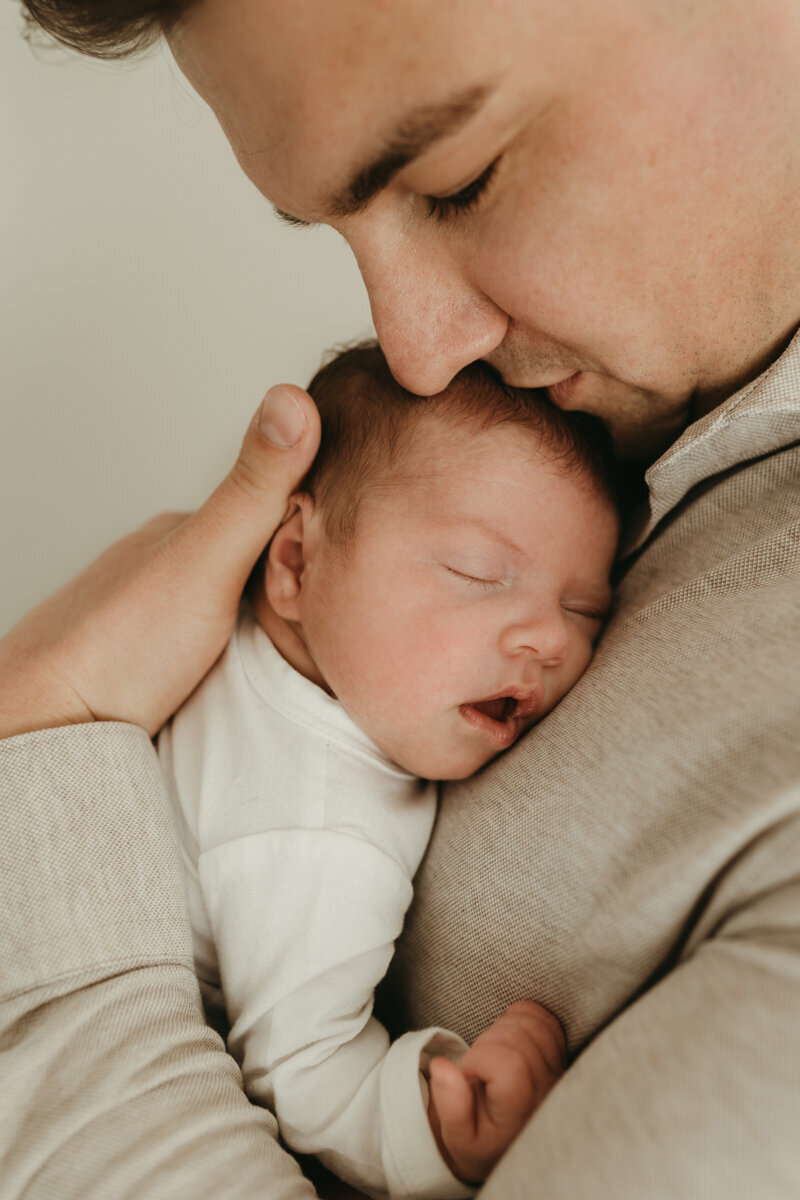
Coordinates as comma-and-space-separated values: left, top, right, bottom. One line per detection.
264, 493, 315, 620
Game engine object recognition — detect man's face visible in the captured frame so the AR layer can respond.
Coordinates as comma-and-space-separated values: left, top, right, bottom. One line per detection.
288, 417, 618, 780
169, 0, 797, 457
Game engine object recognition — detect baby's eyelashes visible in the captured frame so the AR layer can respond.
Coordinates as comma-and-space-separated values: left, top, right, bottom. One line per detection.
443, 565, 504, 590
561, 603, 607, 639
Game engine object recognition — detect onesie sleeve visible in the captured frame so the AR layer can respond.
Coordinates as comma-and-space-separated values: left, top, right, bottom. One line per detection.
199, 828, 472, 1200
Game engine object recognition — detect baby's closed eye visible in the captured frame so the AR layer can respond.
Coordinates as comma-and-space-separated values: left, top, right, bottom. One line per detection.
443, 564, 505, 590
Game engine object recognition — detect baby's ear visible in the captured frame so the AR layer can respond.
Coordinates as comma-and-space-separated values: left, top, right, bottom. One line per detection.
264, 492, 315, 620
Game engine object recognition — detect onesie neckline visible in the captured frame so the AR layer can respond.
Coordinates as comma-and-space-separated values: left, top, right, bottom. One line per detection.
234, 607, 415, 779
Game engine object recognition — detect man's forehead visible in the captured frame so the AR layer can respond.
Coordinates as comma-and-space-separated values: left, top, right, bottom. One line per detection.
168, 0, 518, 207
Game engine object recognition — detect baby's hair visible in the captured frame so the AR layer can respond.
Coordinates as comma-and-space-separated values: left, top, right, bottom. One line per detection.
303, 340, 618, 544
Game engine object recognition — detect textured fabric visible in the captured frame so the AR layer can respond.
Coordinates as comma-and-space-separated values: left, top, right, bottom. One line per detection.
158, 613, 469, 1200
0, 723, 315, 1200
383, 332, 800, 1195
3, 332, 800, 1198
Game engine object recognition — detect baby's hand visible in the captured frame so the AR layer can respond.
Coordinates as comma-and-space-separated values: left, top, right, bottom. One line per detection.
428, 1000, 566, 1184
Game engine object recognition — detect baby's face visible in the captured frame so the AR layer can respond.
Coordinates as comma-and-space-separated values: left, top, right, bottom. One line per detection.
296, 417, 618, 779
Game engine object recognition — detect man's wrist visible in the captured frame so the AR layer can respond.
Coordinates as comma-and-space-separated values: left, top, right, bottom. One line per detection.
0, 682, 94, 742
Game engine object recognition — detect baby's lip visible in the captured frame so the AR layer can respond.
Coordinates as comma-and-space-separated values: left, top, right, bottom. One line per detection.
459, 685, 543, 747
470, 685, 542, 721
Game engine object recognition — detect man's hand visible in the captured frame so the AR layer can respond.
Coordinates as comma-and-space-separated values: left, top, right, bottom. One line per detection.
0, 385, 320, 741
428, 1000, 567, 1184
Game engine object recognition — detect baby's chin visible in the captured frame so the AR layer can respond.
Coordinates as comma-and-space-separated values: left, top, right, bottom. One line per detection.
390, 740, 504, 782
374, 708, 535, 780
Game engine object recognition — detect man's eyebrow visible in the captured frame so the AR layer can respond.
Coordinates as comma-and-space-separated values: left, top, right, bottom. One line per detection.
272, 83, 493, 230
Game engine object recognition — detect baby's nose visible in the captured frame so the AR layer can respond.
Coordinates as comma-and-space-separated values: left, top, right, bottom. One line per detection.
501, 612, 570, 666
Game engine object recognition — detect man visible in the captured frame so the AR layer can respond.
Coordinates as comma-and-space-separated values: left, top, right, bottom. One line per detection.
2, 0, 799, 1196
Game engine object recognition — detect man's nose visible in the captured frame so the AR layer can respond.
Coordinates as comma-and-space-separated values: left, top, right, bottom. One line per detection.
350, 224, 508, 395
500, 610, 570, 667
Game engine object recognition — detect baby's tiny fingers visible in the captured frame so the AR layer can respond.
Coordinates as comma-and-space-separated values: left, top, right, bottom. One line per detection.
430, 1057, 475, 1135
492, 1001, 567, 1073
429, 1058, 490, 1183
429, 1059, 479, 1152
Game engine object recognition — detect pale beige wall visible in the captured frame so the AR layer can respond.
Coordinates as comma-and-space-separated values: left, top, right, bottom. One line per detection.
1, 8, 373, 635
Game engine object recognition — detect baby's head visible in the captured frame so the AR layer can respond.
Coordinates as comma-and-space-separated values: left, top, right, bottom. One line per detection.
257, 341, 619, 780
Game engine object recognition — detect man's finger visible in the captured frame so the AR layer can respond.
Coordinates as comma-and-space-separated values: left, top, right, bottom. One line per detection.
172, 384, 321, 600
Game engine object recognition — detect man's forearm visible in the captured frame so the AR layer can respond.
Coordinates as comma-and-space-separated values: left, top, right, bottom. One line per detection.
479, 876, 800, 1199
0, 723, 315, 1199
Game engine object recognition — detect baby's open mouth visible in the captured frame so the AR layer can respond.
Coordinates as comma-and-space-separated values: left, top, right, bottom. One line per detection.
470, 696, 520, 722
459, 690, 541, 747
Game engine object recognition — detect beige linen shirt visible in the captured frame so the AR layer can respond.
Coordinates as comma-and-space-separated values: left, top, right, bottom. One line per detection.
385, 331, 800, 1195
2, 331, 800, 1198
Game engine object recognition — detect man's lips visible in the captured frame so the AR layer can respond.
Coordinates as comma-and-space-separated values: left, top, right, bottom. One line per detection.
547, 372, 582, 408
459, 686, 542, 748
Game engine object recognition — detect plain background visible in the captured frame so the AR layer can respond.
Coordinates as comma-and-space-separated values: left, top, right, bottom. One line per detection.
1, 4, 374, 636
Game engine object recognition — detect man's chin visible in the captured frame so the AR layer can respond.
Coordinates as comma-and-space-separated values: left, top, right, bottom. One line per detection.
604, 410, 690, 461
575, 388, 695, 463
550, 375, 693, 462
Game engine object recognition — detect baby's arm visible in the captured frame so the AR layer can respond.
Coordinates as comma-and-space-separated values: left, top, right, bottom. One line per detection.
197, 823, 565, 1195
428, 1001, 567, 1185
201, 827, 473, 1199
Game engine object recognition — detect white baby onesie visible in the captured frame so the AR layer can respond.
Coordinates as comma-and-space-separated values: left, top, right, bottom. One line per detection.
158, 608, 471, 1200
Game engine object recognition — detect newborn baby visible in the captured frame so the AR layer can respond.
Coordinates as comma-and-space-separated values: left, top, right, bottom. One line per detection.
159, 342, 619, 1198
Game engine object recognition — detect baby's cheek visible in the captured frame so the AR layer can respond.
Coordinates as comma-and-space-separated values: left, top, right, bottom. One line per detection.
563, 639, 596, 695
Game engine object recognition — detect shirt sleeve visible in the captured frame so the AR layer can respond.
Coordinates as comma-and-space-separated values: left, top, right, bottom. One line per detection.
478, 870, 800, 1199
0, 722, 317, 1200
199, 828, 472, 1200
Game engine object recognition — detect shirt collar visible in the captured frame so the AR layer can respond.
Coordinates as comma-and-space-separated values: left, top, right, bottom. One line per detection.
625, 324, 800, 553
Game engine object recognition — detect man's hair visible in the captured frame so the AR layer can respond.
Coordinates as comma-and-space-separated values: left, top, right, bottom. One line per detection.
20, 0, 192, 59
303, 340, 618, 545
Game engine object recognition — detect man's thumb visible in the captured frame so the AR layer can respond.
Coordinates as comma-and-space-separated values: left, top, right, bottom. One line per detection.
180, 384, 321, 597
